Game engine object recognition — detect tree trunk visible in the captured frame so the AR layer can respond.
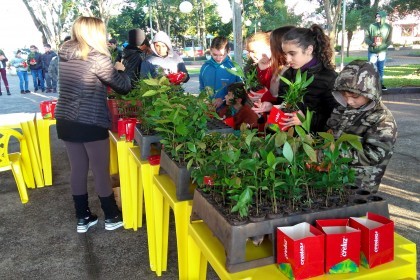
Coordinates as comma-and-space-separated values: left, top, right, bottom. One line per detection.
346, 30, 353, 57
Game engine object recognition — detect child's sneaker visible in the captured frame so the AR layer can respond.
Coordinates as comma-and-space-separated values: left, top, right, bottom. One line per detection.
77, 214, 98, 233
104, 214, 123, 230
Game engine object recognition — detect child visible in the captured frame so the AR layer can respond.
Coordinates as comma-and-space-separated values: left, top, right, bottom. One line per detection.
254, 25, 338, 133
199, 36, 241, 110
218, 82, 259, 130
10, 50, 30, 94
326, 60, 397, 193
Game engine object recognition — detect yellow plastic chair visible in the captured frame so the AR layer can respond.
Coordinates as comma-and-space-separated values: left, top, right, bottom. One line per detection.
0, 128, 30, 204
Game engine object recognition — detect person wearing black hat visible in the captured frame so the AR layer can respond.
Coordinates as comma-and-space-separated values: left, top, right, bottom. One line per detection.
120, 28, 152, 86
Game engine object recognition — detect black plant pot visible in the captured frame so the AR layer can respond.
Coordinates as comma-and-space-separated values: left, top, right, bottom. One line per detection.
190, 189, 389, 273
134, 124, 162, 160
206, 118, 234, 134
159, 149, 194, 201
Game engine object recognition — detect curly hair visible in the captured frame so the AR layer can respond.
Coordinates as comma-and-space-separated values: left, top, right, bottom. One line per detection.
282, 24, 334, 70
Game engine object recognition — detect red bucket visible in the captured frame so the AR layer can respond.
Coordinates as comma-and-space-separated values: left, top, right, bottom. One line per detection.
117, 118, 138, 141
40, 100, 57, 119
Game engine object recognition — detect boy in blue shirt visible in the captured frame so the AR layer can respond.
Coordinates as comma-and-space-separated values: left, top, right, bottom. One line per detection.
199, 36, 241, 111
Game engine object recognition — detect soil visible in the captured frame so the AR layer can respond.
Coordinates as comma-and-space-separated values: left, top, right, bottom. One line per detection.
197, 186, 358, 225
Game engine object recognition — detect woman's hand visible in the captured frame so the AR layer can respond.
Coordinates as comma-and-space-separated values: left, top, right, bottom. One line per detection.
114, 61, 125, 71
252, 101, 273, 113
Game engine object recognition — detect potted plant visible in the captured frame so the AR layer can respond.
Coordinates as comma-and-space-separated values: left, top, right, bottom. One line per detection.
267, 69, 314, 131
225, 60, 268, 99
130, 76, 184, 159
148, 91, 215, 200
190, 112, 389, 273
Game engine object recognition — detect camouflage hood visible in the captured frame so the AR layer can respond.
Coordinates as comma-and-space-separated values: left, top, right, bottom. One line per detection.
332, 60, 381, 111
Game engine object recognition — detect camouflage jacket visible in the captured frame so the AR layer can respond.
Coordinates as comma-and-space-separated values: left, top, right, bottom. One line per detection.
327, 60, 397, 192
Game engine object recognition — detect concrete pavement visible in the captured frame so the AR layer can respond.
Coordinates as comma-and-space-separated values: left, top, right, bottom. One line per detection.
0, 51, 419, 279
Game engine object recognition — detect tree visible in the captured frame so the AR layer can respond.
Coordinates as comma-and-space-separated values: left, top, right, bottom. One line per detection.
22, 0, 129, 48
22, 0, 76, 48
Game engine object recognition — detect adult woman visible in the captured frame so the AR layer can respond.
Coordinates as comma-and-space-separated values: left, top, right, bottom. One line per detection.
55, 17, 131, 233
255, 24, 338, 133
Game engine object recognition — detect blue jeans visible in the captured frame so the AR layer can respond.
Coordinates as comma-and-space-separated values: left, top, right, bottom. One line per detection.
30, 69, 45, 91
368, 51, 386, 84
17, 71, 29, 91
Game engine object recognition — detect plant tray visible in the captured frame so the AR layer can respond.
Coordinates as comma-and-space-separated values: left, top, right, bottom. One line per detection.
206, 118, 234, 134
134, 124, 162, 160
159, 149, 195, 201
108, 99, 141, 132
190, 189, 389, 273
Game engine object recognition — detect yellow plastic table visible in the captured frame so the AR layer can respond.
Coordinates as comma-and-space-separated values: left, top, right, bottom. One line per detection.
0, 113, 44, 188
35, 113, 56, 186
188, 221, 417, 280
127, 147, 161, 272
152, 174, 194, 278
108, 131, 134, 229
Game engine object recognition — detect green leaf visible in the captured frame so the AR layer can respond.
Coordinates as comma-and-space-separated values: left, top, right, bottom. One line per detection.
319, 132, 335, 142
143, 79, 159, 86
187, 142, 196, 153
142, 90, 158, 97
283, 141, 294, 163
303, 143, 317, 162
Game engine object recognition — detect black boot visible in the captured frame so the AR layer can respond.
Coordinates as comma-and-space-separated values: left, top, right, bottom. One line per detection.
6, 87, 11, 95
99, 193, 123, 230
73, 194, 98, 233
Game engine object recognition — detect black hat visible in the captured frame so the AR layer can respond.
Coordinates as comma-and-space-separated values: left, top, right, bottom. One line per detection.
128, 29, 146, 47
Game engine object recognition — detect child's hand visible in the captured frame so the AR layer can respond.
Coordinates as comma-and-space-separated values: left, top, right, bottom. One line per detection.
212, 97, 223, 109
252, 101, 272, 113
257, 53, 271, 70
280, 111, 304, 128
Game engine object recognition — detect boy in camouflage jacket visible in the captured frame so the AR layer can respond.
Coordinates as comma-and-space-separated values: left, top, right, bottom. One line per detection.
326, 60, 397, 193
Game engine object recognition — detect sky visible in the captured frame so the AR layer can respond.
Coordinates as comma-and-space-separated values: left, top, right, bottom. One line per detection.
0, 0, 44, 55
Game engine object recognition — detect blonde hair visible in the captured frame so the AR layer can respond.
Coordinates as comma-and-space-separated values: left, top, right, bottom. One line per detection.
71, 16, 110, 60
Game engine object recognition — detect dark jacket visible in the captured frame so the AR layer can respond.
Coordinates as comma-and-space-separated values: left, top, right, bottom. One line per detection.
121, 45, 146, 86
27, 51, 43, 70
41, 50, 57, 72
55, 41, 131, 130
277, 63, 338, 133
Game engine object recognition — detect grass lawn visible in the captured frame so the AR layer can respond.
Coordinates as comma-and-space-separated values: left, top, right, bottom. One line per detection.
186, 68, 200, 75
384, 65, 420, 88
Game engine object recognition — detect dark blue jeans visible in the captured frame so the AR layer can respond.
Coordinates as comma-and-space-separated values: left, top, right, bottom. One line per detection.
30, 69, 45, 91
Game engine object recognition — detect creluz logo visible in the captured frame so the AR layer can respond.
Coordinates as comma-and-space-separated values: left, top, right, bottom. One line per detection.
374, 231, 379, 253
299, 243, 305, 265
274, 112, 280, 122
283, 239, 288, 259
340, 237, 348, 257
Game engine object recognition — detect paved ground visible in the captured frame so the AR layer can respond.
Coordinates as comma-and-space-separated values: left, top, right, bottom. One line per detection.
0, 49, 419, 279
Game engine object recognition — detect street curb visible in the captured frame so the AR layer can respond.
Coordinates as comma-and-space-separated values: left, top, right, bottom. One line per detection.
385, 87, 420, 94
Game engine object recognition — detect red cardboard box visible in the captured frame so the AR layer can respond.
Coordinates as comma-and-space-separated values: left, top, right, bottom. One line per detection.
267, 105, 298, 131
277, 222, 325, 280
349, 212, 394, 269
316, 219, 361, 274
